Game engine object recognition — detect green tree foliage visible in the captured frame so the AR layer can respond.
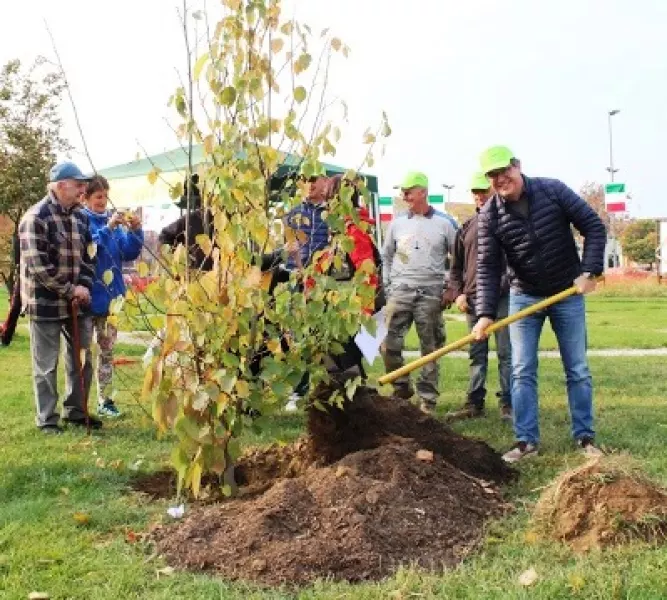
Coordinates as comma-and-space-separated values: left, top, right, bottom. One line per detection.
115, 0, 390, 497
622, 220, 658, 268
0, 58, 70, 292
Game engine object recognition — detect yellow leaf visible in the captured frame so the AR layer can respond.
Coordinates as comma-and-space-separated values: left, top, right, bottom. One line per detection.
195, 234, 212, 256
270, 38, 284, 54
342, 45, 350, 58
232, 188, 245, 203
331, 37, 342, 51
524, 530, 540, 545
73, 512, 90, 526
147, 168, 160, 185
87, 243, 97, 259
569, 574, 586, 592
363, 131, 376, 144
266, 339, 282, 354
191, 463, 203, 498
136, 262, 149, 278
203, 134, 215, 154
294, 53, 312, 74
28, 593, 50, 600
102, 269, 114, 286
193, 52, 209, 80
220, 86, 237, 106
106, 315, 118, 328
293, 86, 307, 103
280, 21, 293, 35
235, 380, 250, 398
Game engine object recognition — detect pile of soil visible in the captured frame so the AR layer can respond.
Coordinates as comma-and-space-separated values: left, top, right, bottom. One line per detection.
145, 386, 515, 586
534, 458, 667, 552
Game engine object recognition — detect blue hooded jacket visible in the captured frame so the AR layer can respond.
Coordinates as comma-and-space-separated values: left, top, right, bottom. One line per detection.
83, 209, 144, 316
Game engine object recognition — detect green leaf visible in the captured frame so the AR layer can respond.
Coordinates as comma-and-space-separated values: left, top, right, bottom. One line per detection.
102, 270, 114, 286
293, 86, 307, 103
220, 86, 237, 106
193, 52, 209, 80
294, 53, 312, 74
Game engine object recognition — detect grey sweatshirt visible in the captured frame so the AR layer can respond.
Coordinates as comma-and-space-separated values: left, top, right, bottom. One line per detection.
382, 208, 458, 290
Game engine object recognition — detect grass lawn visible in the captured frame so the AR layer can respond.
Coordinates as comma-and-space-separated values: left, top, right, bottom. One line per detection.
1, 322, 667, 599
405, 296, 667, 351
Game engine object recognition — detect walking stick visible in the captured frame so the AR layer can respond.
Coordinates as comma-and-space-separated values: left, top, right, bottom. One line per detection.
71, 299, 91, 435
378, 285, 579, 386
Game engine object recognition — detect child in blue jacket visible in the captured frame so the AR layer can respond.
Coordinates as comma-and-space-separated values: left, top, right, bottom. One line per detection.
82, 176, 144, 417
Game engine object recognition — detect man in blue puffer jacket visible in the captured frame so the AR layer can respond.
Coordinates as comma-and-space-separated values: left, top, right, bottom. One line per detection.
82, 175, 144, 417
472, 146, 607, 463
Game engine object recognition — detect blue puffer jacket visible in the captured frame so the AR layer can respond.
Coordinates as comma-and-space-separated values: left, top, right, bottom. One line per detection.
476, 176, 606, 318
83, 209, 144, 316
284, 201, 330, 269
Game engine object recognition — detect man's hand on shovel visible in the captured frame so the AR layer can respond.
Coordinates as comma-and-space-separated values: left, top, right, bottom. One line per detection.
472, 317, 494, 341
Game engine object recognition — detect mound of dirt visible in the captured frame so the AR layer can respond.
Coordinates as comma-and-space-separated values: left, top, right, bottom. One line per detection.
145, 387, 516, 585
534, 458, 667, 552
151, 442, 509, 586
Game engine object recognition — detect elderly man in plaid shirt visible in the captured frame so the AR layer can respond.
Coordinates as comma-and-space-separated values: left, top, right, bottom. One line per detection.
19, 162, 103, 434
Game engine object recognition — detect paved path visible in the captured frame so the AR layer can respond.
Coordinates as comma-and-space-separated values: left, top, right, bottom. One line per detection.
114, 329, 667, 359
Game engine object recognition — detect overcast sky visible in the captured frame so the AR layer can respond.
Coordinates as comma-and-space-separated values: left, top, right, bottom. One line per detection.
2, 0, 665, 217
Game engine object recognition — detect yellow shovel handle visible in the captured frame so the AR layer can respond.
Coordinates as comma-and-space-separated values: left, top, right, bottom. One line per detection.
377, 285, 579, 386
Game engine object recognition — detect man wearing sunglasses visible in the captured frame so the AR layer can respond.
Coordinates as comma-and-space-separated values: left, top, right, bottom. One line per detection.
472, 146, 606, 463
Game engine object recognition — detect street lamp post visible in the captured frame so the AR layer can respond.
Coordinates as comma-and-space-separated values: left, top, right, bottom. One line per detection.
606, 109, 621, 268
442, 184, 454, 209
607, 109, 620, 182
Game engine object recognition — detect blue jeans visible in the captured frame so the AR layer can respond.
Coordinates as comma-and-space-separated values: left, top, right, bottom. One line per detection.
509, 291, 594, 445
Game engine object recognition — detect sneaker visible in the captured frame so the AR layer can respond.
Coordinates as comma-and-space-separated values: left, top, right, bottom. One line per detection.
64, 415, 103, 430
445, 404, 485, 422
578, 437, 604, 458
502, 441, 538, 463
98, 401, 121, 418
500, 405, 513, 422
40, 425, 64, 435
285, 393, 300, 413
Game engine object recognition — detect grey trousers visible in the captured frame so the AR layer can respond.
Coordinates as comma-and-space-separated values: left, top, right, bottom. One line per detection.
29, 317, 93, 428
466, 295, 512, 409
383, 284, 445, 405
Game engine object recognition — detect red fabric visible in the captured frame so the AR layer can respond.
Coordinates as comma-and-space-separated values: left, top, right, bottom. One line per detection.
305, 208, 378, 313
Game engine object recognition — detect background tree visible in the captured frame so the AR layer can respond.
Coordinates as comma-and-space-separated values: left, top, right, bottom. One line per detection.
622, 220, 658, 268
122, 0, 390, 498
0, 58, 70, 293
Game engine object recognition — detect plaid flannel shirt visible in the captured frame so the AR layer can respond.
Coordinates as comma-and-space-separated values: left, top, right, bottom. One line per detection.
19, 192, 95, 321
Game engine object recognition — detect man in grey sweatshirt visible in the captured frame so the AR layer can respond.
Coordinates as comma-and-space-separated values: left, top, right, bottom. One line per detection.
381, 172, 458, 412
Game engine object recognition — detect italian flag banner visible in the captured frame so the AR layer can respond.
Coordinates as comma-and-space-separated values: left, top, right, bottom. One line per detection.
604, 182, 627, 214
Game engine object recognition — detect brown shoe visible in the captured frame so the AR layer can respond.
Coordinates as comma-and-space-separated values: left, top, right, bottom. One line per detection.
500, 405, 513, 422
445, 404, 484, 422
393, 385, 415, 400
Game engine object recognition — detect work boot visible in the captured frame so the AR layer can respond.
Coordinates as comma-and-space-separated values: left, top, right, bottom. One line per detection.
393, 385, 415, 400
577, 436, 604, 458
64, 415, 103, 430
500, 404, 513, 422
502, 441, 538, 463
445, 403, 485, 422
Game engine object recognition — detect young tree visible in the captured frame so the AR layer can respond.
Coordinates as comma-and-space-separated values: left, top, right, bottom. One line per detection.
0, 58, 70, 292
622, 220, 658, 268
121, 0, 389, 497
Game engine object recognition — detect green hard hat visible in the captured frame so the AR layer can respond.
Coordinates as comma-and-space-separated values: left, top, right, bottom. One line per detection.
400, 171, 428, 190
479, 145, 515, 175
470, 172, 491, 191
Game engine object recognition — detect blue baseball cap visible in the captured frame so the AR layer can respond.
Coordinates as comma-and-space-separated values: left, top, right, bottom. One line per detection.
49, 161, 92, 182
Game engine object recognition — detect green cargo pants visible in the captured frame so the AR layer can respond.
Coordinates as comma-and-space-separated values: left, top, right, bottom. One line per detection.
382, 284, 445, 406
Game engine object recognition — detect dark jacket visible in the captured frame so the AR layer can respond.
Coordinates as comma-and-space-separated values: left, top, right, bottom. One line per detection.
158, 209, 214, 271
447, 211, 508, 308
476, 176, 606, 318
284, 201, 329, 270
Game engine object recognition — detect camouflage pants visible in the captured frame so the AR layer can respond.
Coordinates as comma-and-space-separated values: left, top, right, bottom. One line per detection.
91, 316, 118, 404
382, 284, 445, 405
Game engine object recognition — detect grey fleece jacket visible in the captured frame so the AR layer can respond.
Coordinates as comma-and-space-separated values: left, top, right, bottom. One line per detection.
382, 207, 458, 291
